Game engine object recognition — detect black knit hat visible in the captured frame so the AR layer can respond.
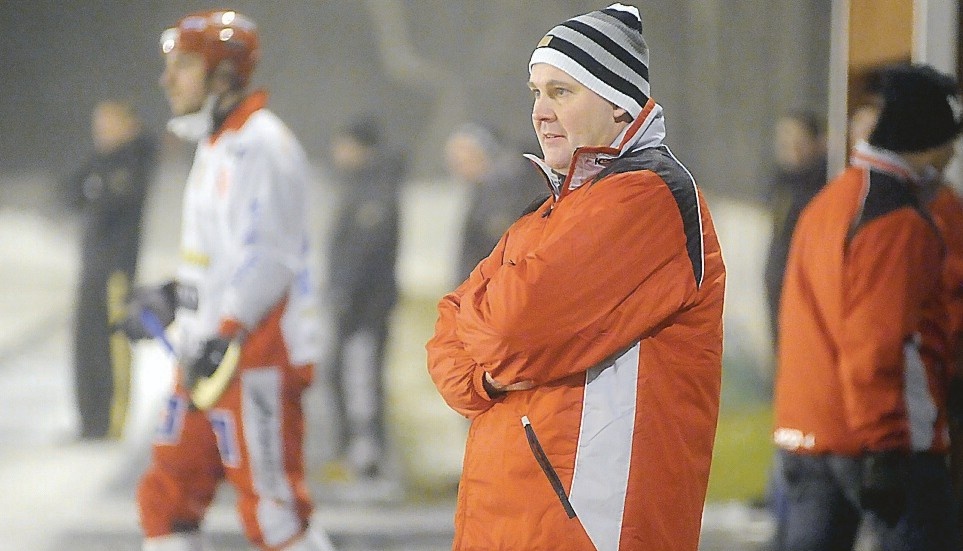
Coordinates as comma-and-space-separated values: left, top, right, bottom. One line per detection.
869, 64, 962, 153
529, 3, 649, 118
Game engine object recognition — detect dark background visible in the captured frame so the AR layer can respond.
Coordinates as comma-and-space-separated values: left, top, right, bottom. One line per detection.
0, 0, 831, 196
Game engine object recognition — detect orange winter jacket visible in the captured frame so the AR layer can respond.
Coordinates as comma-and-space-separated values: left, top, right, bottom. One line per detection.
427, 101, 725, 551
773, 144, 949, 456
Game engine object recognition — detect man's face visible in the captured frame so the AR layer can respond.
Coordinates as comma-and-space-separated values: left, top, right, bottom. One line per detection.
92, 102, 138, 153
529, 63, 627, 171
160, 50, 209, 116
445, 134, 490, 183
848, 104, 881, 150
929, 141, 958, 174
774, 117, 823, 172
331, 135, 366, 172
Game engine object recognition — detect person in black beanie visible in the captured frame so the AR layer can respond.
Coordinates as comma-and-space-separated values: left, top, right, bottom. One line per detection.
764, 110, 827, 345
869, 65, 962, 156
444, 122, 546, 285
772, 63, 962, 551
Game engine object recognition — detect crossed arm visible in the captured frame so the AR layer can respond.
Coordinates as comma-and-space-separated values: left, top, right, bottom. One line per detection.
427, 174, 699, 418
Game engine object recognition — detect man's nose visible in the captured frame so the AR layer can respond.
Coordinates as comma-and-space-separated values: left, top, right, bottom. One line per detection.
532, 97, 553, 122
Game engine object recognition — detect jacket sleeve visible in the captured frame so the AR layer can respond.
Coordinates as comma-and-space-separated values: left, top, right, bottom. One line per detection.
932, 186, 963, 354
62, 159, 94, 211
456, 171, 702, 386
425, 236, 508, 419
839, 210, 942, 451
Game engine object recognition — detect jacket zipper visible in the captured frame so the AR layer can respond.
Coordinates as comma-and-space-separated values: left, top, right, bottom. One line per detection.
522, 416, 577, 519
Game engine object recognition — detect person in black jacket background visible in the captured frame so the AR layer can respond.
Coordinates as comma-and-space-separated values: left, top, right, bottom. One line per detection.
444, 123, 546, 285
66, 99, 157, 440
324, 115, 405, 486
763, 110, 827, 344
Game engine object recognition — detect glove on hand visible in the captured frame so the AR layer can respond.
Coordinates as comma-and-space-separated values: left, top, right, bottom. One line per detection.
121, 281, 177, 340
860, 450, 909, 526
186, 336, 233, 391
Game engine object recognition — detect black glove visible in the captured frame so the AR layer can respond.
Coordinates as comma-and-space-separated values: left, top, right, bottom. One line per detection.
186, 336, 233, 389
860, 450, 909, 526
121, 281, 177, 340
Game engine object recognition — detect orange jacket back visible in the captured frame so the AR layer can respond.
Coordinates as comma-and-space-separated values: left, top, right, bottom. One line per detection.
774, 148, 948, 456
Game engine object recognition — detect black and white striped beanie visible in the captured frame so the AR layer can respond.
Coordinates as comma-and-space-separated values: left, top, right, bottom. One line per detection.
529, 3, 649, 119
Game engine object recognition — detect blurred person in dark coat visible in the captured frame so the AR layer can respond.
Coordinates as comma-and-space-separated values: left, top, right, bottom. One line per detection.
325, 116, 405, 484
66, 99, 157, 440
444, 123, 546, 284
763, 110, 827, 343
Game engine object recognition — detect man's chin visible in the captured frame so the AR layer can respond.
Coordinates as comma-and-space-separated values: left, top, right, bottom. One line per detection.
170, 102, 204, 117
544, 154, 571, 172
538, 144, 573, 171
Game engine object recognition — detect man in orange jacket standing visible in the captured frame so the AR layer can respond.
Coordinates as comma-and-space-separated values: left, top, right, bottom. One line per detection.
426, 4, 726, 550
772, 64, 963, 551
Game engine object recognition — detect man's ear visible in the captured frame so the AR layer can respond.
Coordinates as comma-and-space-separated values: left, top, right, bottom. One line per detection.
614, 107, 632, 124
209, 60, 242, 94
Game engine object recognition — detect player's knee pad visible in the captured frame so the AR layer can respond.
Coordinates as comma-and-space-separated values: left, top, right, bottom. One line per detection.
279, 527, 336, 551
142, 531, 204, 551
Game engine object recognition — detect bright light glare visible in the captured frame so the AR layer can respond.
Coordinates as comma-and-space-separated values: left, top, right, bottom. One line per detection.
160, 28, 177, 53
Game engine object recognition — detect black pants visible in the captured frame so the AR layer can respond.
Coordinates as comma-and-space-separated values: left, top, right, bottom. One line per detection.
329, 314, 390, 476
779, 450, 960, 551
74, 265, 132, 439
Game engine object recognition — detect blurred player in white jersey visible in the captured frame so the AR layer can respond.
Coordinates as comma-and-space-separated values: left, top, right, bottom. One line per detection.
124, 9, 335, 551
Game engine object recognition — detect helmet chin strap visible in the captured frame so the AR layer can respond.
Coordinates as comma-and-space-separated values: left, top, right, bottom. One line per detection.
166, 94, 218, 142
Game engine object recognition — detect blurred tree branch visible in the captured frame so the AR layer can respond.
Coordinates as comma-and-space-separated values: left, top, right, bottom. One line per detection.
363, 0, 467, 177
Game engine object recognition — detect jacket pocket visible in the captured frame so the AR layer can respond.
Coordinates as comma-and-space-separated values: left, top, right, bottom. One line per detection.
522, 415, 577, 519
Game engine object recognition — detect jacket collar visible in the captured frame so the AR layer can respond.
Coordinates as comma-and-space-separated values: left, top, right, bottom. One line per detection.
525, 98, 666, 199
209, 90, 268, 143
166, 90, 269, 144
850, 141, 924, 186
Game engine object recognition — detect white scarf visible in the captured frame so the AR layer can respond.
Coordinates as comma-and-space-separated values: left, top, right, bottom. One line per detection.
166, 95, 218, 142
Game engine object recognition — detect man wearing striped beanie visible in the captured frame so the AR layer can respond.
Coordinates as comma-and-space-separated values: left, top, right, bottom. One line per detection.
427, 4, 725, 550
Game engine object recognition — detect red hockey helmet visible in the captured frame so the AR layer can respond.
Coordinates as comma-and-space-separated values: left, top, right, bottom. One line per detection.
160, 10, 260, 87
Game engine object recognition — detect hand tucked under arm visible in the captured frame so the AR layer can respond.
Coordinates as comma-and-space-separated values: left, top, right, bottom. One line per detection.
482, 372, 534, 398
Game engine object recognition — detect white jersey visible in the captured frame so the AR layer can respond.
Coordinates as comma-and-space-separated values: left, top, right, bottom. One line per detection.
173, 92, 322, 366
